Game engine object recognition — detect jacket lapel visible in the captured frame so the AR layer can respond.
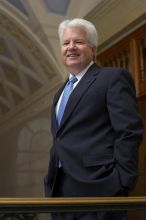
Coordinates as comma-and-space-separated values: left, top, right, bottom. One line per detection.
51, 80, 68, 133
56, 63, 101, 131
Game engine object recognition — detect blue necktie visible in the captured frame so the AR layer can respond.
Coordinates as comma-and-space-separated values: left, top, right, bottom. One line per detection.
57, 75, 78, 127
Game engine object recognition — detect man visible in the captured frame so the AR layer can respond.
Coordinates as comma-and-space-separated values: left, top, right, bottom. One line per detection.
44, 18, 144, 220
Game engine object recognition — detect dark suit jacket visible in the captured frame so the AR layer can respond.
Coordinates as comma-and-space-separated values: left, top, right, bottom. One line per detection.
44, 63, 144, 197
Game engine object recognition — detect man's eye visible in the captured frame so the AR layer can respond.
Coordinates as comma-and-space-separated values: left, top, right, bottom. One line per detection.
63, 42, 69, 46
76, 41, 82, 44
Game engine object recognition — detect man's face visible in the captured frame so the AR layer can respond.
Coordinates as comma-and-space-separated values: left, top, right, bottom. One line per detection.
61, 27, 94, 74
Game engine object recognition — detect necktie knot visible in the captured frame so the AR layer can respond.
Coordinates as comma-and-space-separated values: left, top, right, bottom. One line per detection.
69, 75, 78, 84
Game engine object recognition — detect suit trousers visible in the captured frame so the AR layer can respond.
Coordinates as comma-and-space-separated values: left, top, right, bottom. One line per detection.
51, 168, 128, 220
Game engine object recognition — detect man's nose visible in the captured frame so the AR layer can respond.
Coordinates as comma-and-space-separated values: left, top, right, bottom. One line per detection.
68, 41, 76, 49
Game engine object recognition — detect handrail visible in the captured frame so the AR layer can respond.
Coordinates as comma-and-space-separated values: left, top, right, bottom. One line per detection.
0, 197, 146, 213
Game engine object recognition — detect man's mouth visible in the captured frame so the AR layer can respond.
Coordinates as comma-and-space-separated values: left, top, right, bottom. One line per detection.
66, 53, 79, 57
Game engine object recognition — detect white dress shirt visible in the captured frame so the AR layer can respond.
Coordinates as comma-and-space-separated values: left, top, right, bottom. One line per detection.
56, 61, 93, 116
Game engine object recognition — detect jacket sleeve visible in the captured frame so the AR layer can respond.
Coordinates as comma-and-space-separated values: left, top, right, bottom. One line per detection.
107, 68, 144, 190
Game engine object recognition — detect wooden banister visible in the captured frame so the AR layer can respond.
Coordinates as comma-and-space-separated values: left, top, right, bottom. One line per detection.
0, 197, 146, 213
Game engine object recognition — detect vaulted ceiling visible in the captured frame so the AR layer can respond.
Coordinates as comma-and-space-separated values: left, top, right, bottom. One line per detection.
0, 0, 101, 132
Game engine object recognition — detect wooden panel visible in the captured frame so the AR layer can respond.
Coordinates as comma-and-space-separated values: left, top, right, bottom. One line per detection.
96, 24, 146, 97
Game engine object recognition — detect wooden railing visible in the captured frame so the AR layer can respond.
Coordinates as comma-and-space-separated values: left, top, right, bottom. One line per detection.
0, 197, 146, 214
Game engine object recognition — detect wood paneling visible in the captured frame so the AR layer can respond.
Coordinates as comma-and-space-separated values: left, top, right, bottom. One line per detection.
97, 24, 146, 97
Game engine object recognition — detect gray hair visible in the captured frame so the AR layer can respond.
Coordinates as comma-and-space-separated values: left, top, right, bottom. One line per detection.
58, 18, 98, 50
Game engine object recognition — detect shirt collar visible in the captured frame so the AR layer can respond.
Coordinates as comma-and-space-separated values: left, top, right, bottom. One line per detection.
69, 61, 93, 81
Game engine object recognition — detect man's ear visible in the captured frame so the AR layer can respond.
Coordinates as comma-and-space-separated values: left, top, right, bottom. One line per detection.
92, 47, 97, 62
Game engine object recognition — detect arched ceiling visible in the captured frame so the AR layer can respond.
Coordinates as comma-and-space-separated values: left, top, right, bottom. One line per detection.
0, 0, 102, 132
